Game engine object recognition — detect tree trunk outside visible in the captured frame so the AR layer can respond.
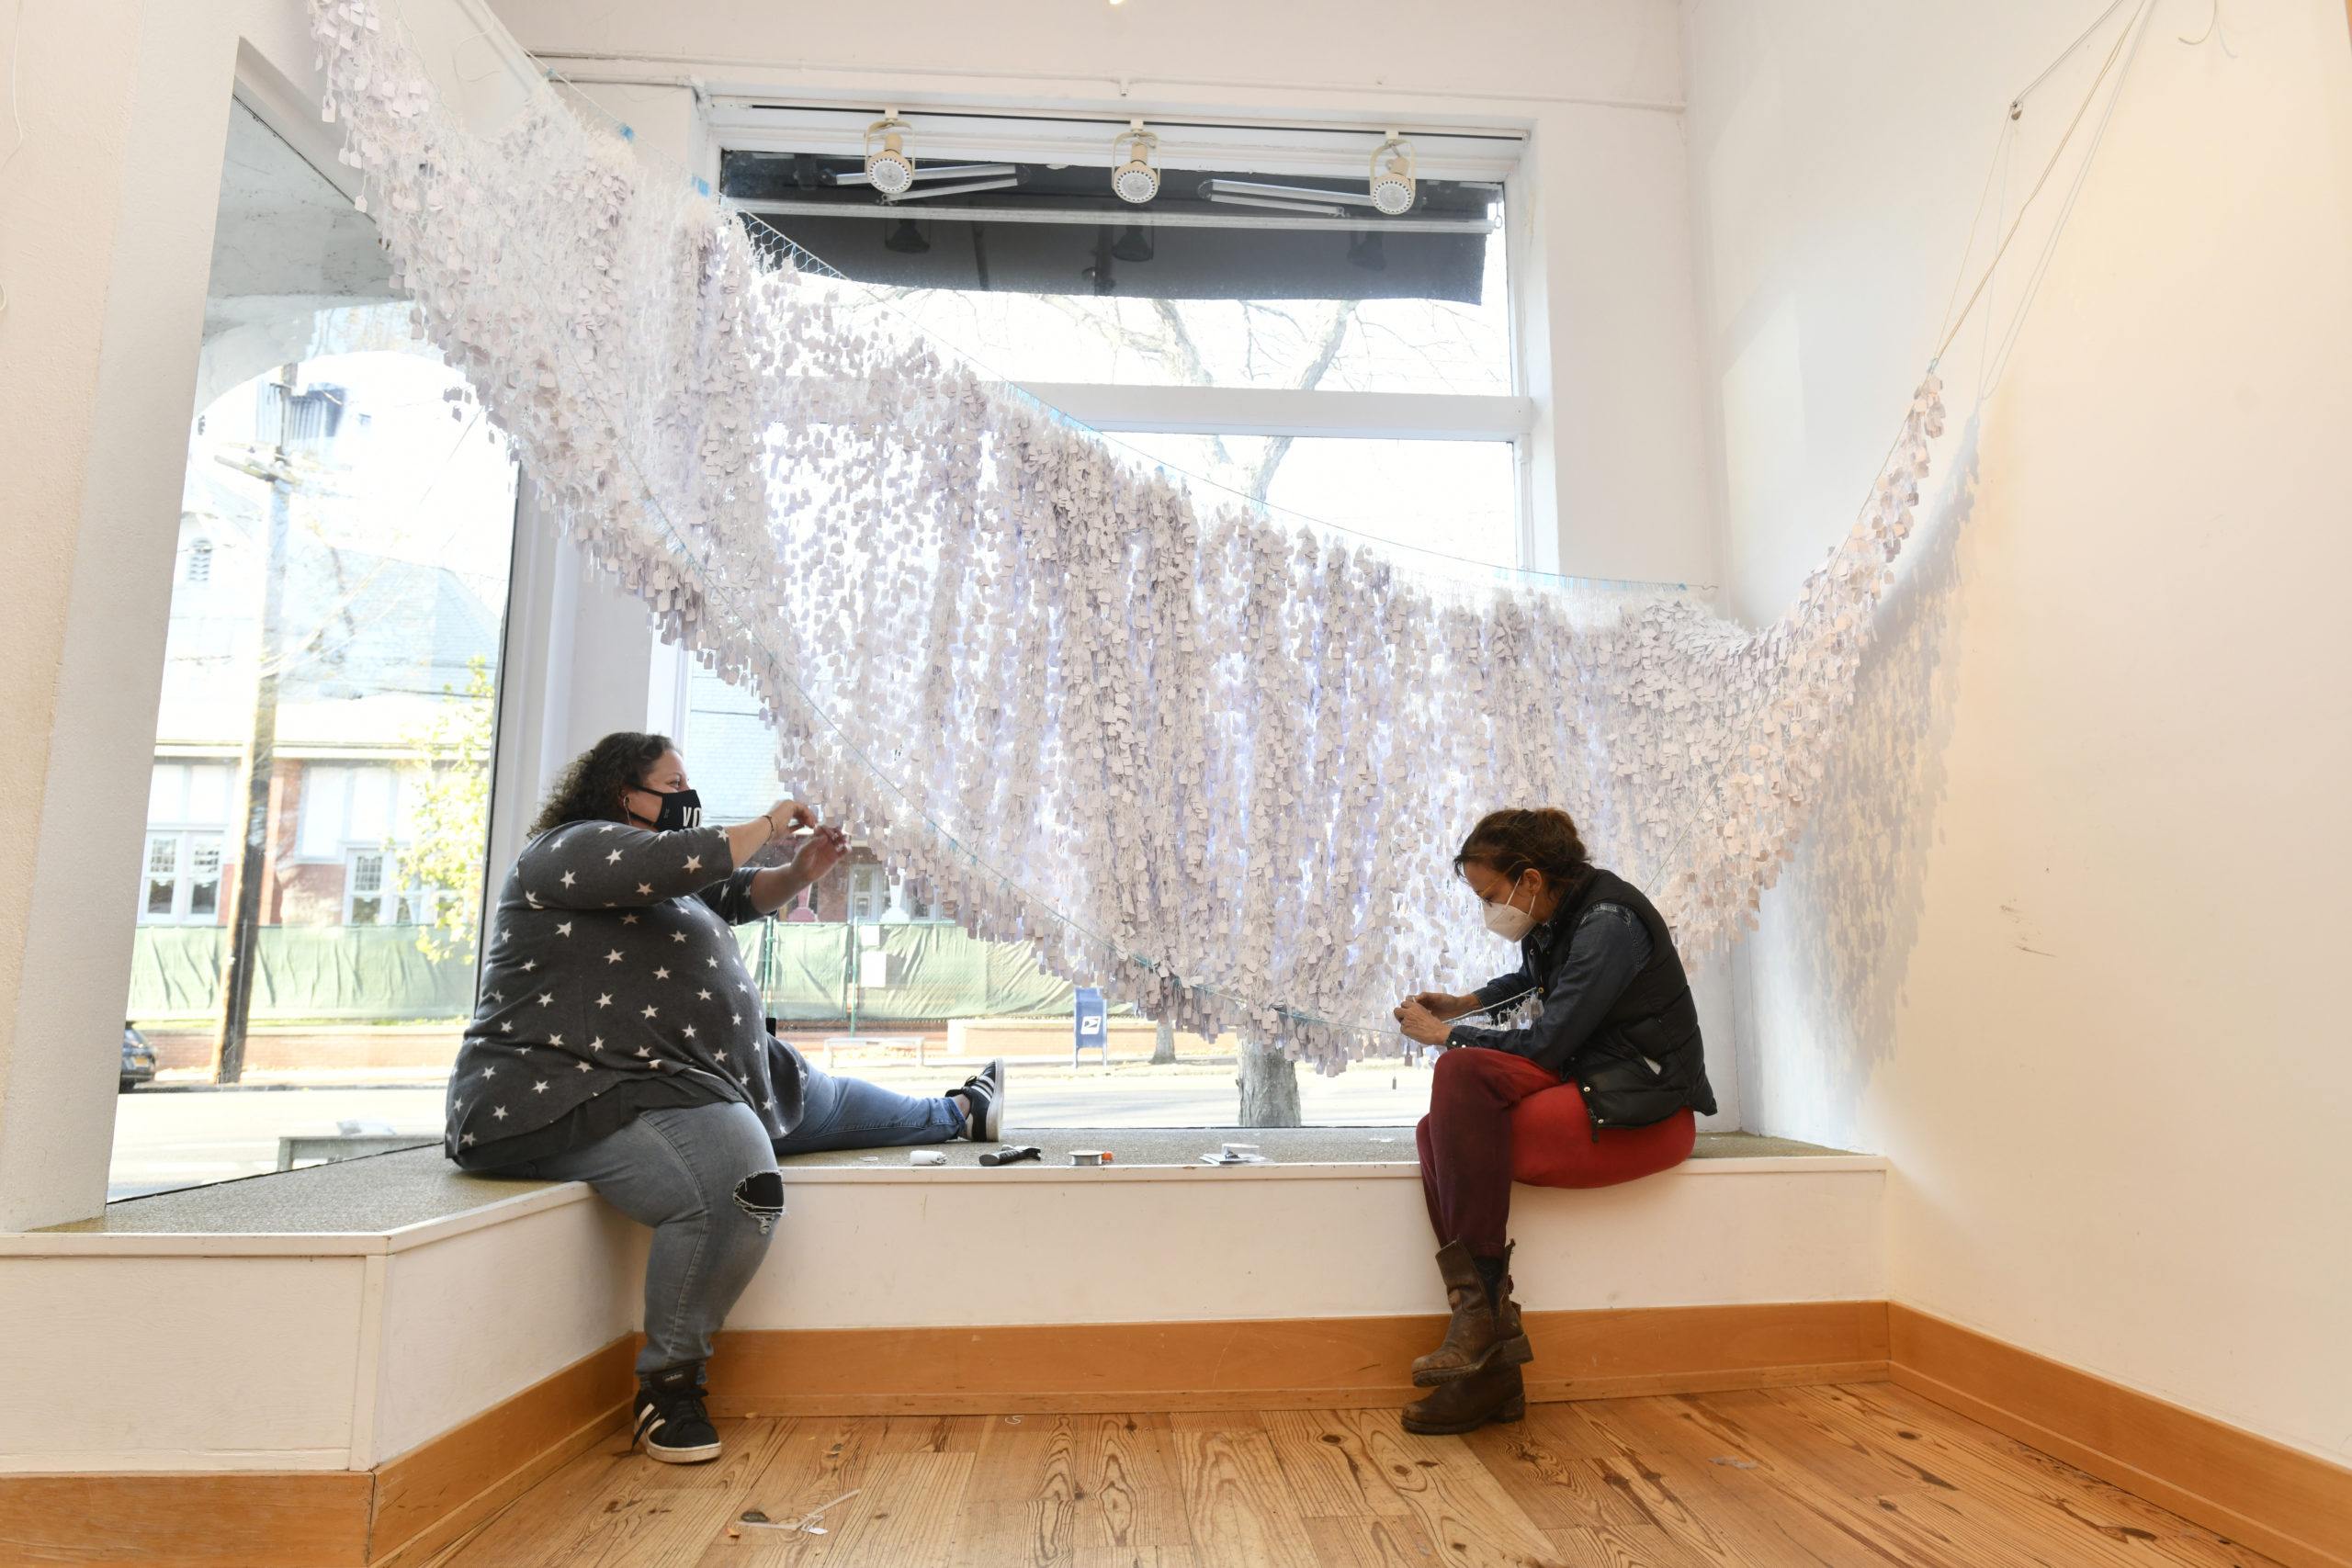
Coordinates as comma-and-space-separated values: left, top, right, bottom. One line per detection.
1236, 1039, 1302, 1127
1151, 1016, 1176, 1065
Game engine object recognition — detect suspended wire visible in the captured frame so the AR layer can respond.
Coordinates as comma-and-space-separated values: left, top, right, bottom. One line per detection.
2007, 0, 2142, 118
1934, 0, 2151, 367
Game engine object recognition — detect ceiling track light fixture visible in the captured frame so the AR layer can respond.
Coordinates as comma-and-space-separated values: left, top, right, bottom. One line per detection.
863, 112, 916, 197
1112, 120, 1159, 205
1196, 178, 1352, 218
1369, 131, 1417, 215
836, 161, 1016, 189
884, 175, 1021, 202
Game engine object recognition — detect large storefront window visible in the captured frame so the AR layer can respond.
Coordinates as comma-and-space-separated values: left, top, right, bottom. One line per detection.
112, 101, 516, 1199
680, 663, 1438, 1131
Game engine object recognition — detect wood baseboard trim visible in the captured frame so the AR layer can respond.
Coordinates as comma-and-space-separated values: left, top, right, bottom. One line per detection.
367, 1401, 628, 1568
1888, 1305, 2352, 1568
702, 1300, 1892, 1417
0, 1339, 636, 1568
367, 1337, 636, 1563
0, 1472, 376, 1568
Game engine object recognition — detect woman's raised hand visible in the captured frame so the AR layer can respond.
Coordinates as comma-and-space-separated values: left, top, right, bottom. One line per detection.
789, 823, 849, 883
765, 799, 820, 835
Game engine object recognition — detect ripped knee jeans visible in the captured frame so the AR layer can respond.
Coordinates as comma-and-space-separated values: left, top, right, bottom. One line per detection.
514, 1100, 782, 1378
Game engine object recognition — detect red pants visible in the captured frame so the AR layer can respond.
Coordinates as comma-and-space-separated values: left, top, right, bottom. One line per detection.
1416, 1047, 1695, 1258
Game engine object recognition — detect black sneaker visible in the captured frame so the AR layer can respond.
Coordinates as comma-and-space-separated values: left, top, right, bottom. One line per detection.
633, 1364, 720, 1464
957, 1058, 1005, 1142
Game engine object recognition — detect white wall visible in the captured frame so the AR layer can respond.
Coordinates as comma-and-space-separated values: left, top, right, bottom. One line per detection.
1683, 0, 2352, 1463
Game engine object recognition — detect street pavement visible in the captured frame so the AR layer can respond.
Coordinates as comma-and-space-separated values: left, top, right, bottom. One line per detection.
107, 1057, 1437, 1200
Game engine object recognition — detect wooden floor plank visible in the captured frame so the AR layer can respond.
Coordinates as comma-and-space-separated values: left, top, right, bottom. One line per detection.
1173, 1427, 1323, 1568
1544, 1522, 1712, 1568
1170, 1409, 1264, 1431
440, 1418, 757, 1568
1320, 1409, 1563, 1568
1261, 1409, 1415, 1520
1572, 1394, 1973, 1568
694, 1416, 887, 1568
1540, 1402, 1829, 1568
1806, 1386, 2285, 1568
801, 1450, 972, 1568
1460, 1421, 1660, 1535
1071, 1547, 1201, 1568
1724, 1389, 2096, 1568
1520, 1401, 1658, 1461
1574, 1394, 1768, 1472
425, 1430, 643, 1568
1075, 1414, 1194, 1556
1671, 1392, 2049, 1568
1303, 1514, 1445, 1568
882, 1414, 994, 1453
1580, 1446, 1845, 1568
581, 1421, 797, 1568
426, 1386, 2293, 1568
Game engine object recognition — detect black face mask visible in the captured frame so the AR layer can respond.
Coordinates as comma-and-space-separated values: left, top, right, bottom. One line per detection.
637, 786, 702, 832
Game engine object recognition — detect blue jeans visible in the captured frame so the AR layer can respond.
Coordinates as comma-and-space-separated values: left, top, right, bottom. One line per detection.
513, 1100, 780, 1378
774, 1064, 964, 1154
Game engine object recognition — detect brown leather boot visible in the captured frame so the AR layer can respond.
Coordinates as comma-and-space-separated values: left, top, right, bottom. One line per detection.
1411, 1240, 1532, 1387
1402, 1359, 1527, 1435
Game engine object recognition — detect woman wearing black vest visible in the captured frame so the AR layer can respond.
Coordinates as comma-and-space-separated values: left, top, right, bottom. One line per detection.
1391, 808, 1716, 1434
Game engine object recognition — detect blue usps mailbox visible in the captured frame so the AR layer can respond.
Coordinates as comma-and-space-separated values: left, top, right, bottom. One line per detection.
1073, 987, 1108, 1066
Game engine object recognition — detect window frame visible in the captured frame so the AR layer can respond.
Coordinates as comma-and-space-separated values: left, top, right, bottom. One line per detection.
710, 104, 1537, 566
138, 829, 226, 925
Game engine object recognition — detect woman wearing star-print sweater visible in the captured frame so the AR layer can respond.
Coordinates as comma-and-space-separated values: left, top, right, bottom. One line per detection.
447, 731, 1006, 1466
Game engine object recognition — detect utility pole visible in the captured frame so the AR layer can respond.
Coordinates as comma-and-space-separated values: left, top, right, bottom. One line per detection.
212, 367, 299, 1085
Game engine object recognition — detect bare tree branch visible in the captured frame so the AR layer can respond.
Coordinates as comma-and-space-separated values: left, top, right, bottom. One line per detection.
1248, 300, 1357, 503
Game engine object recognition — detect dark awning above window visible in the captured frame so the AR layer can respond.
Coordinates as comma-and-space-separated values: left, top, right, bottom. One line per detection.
719, 152, 1496, 304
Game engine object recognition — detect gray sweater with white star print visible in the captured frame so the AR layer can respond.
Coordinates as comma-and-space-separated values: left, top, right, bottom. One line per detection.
443, 818, 806, 1168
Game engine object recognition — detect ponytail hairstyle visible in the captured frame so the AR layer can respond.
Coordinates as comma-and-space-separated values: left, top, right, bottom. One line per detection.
1452, 807, 1593, 891
526, 731, 674, 840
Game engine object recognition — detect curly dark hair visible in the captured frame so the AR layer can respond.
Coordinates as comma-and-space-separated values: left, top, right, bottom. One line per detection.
526, 731, 675, 840
1453, 807, 1593, 889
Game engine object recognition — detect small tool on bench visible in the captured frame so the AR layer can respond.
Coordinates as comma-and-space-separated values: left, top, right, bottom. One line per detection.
978, 1145, 1042, 1167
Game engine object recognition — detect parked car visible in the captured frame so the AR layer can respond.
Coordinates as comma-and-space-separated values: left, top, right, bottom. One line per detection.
120, 1022, 156, 1093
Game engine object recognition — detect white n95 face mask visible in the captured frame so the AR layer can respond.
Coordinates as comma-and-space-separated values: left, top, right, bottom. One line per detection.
1482, 875, 1538, 942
